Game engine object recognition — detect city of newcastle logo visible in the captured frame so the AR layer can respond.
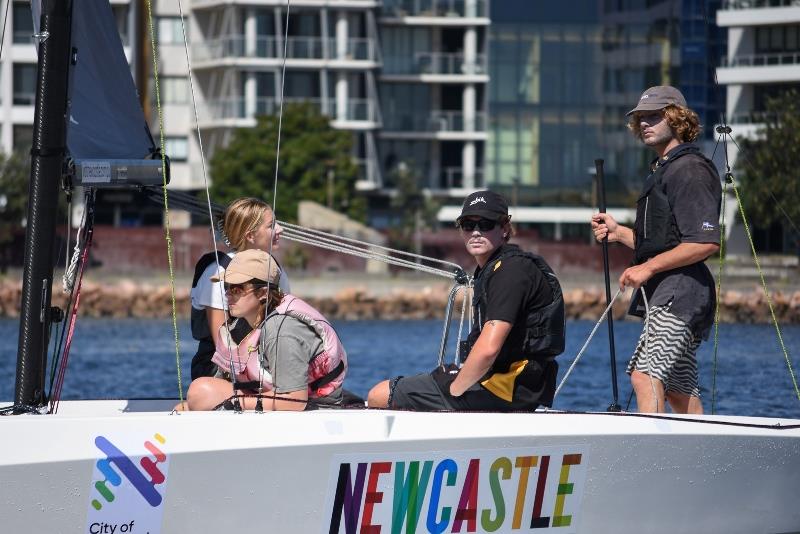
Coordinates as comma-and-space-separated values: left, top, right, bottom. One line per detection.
91, 434, 167, 509
86, 433, 170, 534
322, 446, 588, 534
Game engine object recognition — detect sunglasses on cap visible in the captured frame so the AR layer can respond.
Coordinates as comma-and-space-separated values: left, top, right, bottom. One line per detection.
458, 218, 501, 232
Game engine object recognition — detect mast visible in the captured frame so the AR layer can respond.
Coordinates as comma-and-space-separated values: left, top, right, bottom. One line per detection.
14, 0, 73, 409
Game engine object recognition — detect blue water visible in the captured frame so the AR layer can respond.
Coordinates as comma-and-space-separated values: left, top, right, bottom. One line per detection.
1, 318, 799, 418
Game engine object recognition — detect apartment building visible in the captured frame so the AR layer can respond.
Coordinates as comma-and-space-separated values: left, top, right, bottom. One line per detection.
716, 0, 800, 253
717, 0, 800, 140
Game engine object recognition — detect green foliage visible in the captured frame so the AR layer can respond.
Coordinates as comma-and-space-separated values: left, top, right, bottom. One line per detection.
0, 151, 31, 245
209, 102, 365, 223
736, 90, 800, 228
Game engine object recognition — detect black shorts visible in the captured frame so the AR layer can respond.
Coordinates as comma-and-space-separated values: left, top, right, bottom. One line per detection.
389, 372, 540, 412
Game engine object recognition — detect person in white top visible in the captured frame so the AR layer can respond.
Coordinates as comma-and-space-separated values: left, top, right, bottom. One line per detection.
189, 197, 289, 380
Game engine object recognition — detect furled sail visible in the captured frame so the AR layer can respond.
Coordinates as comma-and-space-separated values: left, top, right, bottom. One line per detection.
64, 0, 156, 159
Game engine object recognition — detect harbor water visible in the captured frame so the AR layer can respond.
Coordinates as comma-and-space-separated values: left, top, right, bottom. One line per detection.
0, 318, 798, 418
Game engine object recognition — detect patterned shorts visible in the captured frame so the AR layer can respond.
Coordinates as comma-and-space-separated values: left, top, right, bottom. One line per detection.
626, 305, 701, 397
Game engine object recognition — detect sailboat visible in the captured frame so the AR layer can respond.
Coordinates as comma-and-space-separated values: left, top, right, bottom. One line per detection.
2, 1, 799, 533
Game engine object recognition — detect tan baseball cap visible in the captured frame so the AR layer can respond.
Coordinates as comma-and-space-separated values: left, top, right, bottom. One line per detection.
626, 85, 687, 116
210, 249, 281, 285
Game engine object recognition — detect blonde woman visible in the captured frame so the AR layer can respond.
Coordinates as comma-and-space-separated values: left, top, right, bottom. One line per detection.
189, 198, 289, 380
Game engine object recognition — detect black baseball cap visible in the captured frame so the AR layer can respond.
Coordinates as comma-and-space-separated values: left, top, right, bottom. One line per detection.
457, 190, 509, 222
626, 85, 687, 116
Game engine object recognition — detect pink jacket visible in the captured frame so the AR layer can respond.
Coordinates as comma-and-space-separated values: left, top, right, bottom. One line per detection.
212, 295, 347, 398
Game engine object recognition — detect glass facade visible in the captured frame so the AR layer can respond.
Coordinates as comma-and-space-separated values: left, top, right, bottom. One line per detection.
486, 0, 725, 208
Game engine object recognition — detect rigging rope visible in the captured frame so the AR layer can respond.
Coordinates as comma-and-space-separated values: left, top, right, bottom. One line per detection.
49, 192, 95, 414
710, 167, 730, 414
731, 180, 800, 402
145, 0, 184, 407
0, 0, 10, 62
553, 288, 622, 399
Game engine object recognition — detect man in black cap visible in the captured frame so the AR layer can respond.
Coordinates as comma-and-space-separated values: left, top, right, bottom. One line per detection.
591, 85, 721, 414
367, 190, 565, 412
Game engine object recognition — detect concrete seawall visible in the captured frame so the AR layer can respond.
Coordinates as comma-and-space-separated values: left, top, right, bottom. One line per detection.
1, 279, 799, 324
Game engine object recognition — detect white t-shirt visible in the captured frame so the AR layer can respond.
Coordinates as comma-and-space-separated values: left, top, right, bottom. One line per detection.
190, 252, 291, 312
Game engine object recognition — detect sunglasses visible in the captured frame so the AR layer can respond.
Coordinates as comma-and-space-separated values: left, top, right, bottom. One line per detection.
458, 218, 500, 232
224, 283, 267, 298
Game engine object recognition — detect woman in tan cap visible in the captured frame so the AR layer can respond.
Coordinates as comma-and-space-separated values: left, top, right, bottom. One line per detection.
189, 198, 289, 381
181, 249, 347, 411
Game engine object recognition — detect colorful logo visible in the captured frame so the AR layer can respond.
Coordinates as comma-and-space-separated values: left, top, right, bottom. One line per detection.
91, 433, 168, 511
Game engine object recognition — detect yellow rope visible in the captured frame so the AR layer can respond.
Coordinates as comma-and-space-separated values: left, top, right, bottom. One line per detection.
732, 180, 800, 403
710, 176, 729, 414
145, 0, 184, 405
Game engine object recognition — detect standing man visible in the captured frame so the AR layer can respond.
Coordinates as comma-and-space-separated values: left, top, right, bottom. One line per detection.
591, 86, 721, 414
367, 190, 565, 411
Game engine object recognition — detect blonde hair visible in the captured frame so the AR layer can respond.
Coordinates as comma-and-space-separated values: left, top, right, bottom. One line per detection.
223, 198, 272, 251
627, 105, 702, 143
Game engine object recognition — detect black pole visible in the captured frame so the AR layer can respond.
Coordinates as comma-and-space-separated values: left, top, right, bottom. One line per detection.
14, 0, 73, 410
594, 159, 621, 412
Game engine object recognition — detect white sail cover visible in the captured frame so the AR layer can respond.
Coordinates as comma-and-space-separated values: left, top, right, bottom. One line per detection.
64, 0, 155, 159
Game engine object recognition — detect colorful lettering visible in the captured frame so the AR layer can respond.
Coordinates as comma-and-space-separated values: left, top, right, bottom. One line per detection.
530, 455, 550, 529
426, 459, 458, 534
329, 462, 368, 534
480, 457, 511, 532
552, 454, 581, 528
324, 447, 587, 534
512, 456, 538, 529
452, 459, 480, 533
391, 461, 433, 534
361, 462, 392, 534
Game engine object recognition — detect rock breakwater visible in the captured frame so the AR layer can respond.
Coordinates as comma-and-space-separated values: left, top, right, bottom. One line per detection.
1, 280, 799, 324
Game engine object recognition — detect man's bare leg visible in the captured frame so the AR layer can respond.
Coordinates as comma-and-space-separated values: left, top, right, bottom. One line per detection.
631, 370, 666, 413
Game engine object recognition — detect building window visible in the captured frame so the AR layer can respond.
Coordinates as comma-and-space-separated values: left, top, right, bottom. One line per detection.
13, 2, 34, 44
13, 125, 33, 153
160, 77, 189, 104
158, 17, 186, 45
755, 25, 800, 54
13, 63, 37, 105
165, 137, 188, 162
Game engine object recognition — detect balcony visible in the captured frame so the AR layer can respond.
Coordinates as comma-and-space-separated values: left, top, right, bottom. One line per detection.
722, 0, 800, 9
197, 97, 379, 127
438, 166, 484, 190
725, 110, 776, 138
717, 52, 800, 84
718, 0, 800, 26
191, 0, 379, 9
192, 35, 378, 67
381, 0, 489, 23
381, 110, 487, 139
382, 52, 488, 81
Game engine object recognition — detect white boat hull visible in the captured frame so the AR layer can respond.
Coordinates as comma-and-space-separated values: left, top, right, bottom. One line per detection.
1, 400, 799, 534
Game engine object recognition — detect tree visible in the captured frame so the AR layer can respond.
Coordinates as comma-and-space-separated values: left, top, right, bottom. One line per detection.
736, 90, 800, 230
0, 151, 31, 272
209, 102, 365, 222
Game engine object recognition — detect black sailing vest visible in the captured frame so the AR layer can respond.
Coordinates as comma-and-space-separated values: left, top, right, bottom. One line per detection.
190, 250, 232, 342
633, 144, 712, 264
467, 245, 565, 370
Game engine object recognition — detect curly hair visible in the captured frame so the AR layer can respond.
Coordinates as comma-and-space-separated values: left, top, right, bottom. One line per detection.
627, 104, 702, 143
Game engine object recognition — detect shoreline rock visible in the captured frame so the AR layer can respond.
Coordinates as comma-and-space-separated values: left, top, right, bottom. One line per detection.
1, 280, 799, 324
